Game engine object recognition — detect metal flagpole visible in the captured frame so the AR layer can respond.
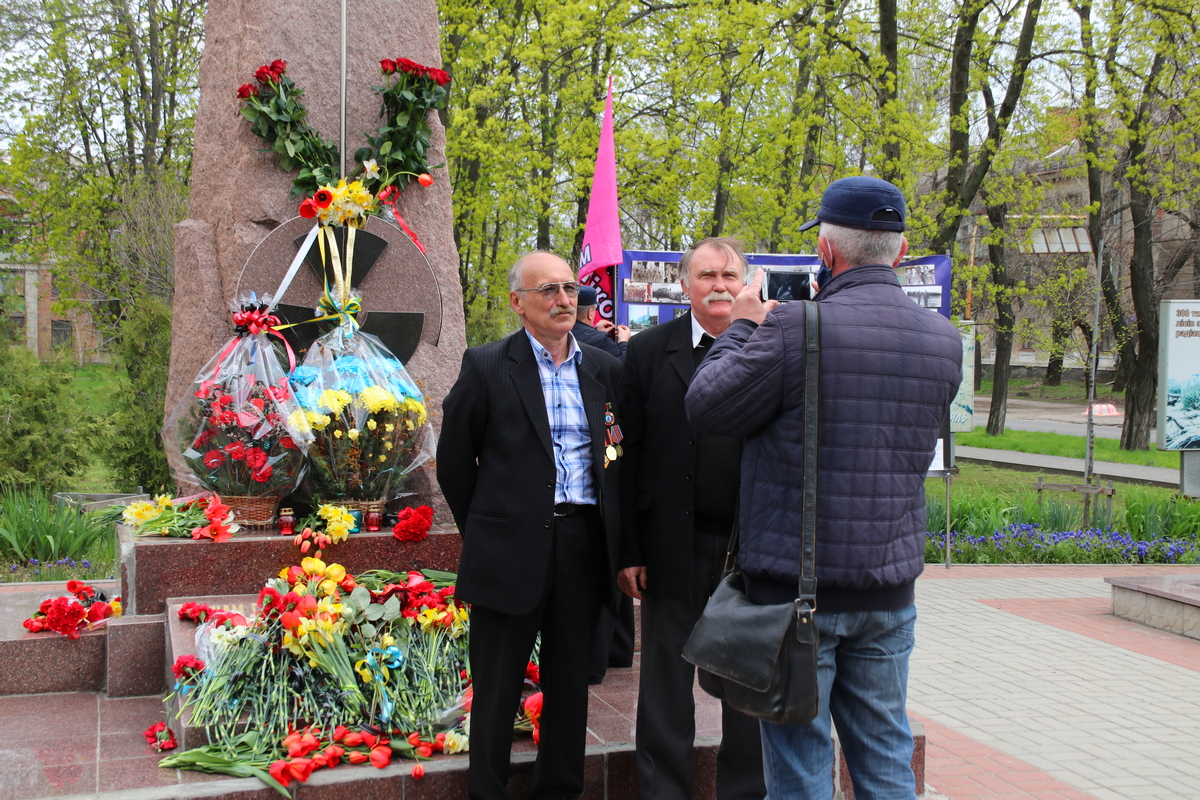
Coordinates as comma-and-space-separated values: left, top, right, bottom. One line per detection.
340, 0, 347, 178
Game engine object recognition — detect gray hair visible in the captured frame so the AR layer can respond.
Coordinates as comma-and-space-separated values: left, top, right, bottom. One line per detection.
679, 237, 749, 288
818, 223, 904, 268
507, 250, 559, 291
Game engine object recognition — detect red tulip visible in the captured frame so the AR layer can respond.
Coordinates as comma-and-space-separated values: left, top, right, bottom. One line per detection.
343, 731, 364, 747
269, 759, 292, 788
348, 751, 368, 764
369, 746, 391, 769
299, 198, 318, 219
412, 764, 425, 780
323, 744, 345, 767
313, 189, 333, 208
418, 173, 434, 187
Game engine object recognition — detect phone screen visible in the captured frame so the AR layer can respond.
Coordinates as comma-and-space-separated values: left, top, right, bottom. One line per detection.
762, 272, 814, 303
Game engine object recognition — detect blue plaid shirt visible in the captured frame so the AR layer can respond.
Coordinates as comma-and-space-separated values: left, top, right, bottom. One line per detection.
525, 330, 596, 505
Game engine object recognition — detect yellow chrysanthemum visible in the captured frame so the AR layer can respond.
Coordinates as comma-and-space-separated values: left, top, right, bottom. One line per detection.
360, 385, 400, 414
319, 389, 353, 415
367, 419, 377, 431
404, 398, 428, 426
289, 409, 313, 434
385, 423, 395, 433
304, 410, 331, 431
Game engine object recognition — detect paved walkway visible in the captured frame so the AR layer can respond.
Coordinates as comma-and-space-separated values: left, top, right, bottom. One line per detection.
4, 565, 1199, 799
911, 564, 1200, 800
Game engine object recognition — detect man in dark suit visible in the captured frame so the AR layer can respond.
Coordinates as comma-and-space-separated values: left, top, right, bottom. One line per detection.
619, 237, 766, 800
438, 251, 624, 800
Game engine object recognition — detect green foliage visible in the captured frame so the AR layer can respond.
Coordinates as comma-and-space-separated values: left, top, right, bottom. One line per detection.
94, 298, 173, 493
0, 486, 111, 563
0, 346, 90, 493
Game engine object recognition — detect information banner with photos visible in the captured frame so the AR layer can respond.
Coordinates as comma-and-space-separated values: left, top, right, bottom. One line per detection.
1157, 299, 1200, 450
616, 250, 952, 329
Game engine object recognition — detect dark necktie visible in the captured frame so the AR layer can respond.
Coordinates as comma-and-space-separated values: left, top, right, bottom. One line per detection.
693, 333, 715, 367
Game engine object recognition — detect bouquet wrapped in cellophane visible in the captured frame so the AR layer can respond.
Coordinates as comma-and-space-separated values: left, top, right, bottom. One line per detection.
163, 299, 315, 520
288, 311, 434, 504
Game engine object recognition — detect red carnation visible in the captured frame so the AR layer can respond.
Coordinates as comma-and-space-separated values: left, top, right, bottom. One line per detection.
279, 436, 297, 450
251, 464, 274, 483
224, 441, 246, 460
202, 449, 225, 469
86, 602, 113, 624
244, 447, 268, 469
236, 83, 259, 99
144, 722, 178, 752
172, 654, 206, 680
392, 505, 434, 543
380, 58, 397, 74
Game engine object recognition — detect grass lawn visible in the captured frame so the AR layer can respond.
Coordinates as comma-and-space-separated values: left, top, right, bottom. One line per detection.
978, 376, 1123, 404
925, 462, 1179, 512
957, 427, 1178, 469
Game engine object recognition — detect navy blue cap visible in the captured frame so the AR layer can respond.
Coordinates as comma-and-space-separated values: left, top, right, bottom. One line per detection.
799, 176, 906, 232
577, 285, 598, 306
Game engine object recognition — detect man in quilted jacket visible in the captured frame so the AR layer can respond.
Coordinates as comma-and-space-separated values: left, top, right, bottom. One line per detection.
685, 176, 963, 800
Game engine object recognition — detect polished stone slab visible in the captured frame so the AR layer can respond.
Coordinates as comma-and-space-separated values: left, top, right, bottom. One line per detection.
1106, 573, 1200, 640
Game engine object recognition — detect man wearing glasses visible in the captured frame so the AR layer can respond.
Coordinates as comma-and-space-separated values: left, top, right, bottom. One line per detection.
438, 251, 625, 800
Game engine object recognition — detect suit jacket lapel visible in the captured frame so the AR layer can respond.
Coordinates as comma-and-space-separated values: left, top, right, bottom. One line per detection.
668, 311, 697, 387
508, 332, 554, 460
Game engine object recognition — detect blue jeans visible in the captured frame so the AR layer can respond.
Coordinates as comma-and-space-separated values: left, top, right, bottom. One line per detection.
759, 605, 917, 800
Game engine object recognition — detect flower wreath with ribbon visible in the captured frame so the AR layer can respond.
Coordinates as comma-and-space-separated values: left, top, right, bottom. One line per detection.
237, 58, 449, 201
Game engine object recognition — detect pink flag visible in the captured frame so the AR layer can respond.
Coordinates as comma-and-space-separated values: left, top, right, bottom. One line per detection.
578, 76, 622, 280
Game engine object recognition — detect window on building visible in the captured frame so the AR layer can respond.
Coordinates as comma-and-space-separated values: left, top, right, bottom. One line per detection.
1026, 227, 1092, 254
51, 320, 73, 349
0, 270, 26, 313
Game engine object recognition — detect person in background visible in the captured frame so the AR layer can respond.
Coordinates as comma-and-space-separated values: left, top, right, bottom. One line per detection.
572, 284, 630, 359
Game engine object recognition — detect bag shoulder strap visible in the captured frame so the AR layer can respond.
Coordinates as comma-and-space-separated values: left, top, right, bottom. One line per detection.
799, 300, 819, 604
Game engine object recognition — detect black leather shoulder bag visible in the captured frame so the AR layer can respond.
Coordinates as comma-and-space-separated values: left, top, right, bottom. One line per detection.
682, 299, 820, 725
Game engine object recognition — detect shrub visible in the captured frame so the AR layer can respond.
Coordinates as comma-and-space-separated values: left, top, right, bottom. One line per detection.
0, 346, 90, 494
95, 297, 173, 493
0, 486, 111, 563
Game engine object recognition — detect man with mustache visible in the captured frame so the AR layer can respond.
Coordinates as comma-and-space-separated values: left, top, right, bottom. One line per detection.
618, 237, 766, 800
438, 251, 624, 799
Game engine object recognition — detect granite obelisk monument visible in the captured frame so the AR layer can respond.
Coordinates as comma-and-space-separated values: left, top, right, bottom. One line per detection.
166, 0, 464, 517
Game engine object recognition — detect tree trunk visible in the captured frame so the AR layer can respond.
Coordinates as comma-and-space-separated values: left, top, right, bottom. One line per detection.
1043, 316, 1071, 386
986, 201, 1014, 436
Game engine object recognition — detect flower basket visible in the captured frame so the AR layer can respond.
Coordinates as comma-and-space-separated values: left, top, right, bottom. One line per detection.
222, 494, 280, 530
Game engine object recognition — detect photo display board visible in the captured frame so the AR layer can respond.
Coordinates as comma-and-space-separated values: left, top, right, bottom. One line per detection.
615, 250, 952, 328
1157, 299, 1200, 450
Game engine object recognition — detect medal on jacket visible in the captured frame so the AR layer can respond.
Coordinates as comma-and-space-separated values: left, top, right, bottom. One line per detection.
603, 403, 623, 468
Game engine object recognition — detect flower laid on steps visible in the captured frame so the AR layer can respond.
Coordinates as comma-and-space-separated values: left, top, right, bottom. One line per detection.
22, 579, 121, 638
144, 722, 178, 752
